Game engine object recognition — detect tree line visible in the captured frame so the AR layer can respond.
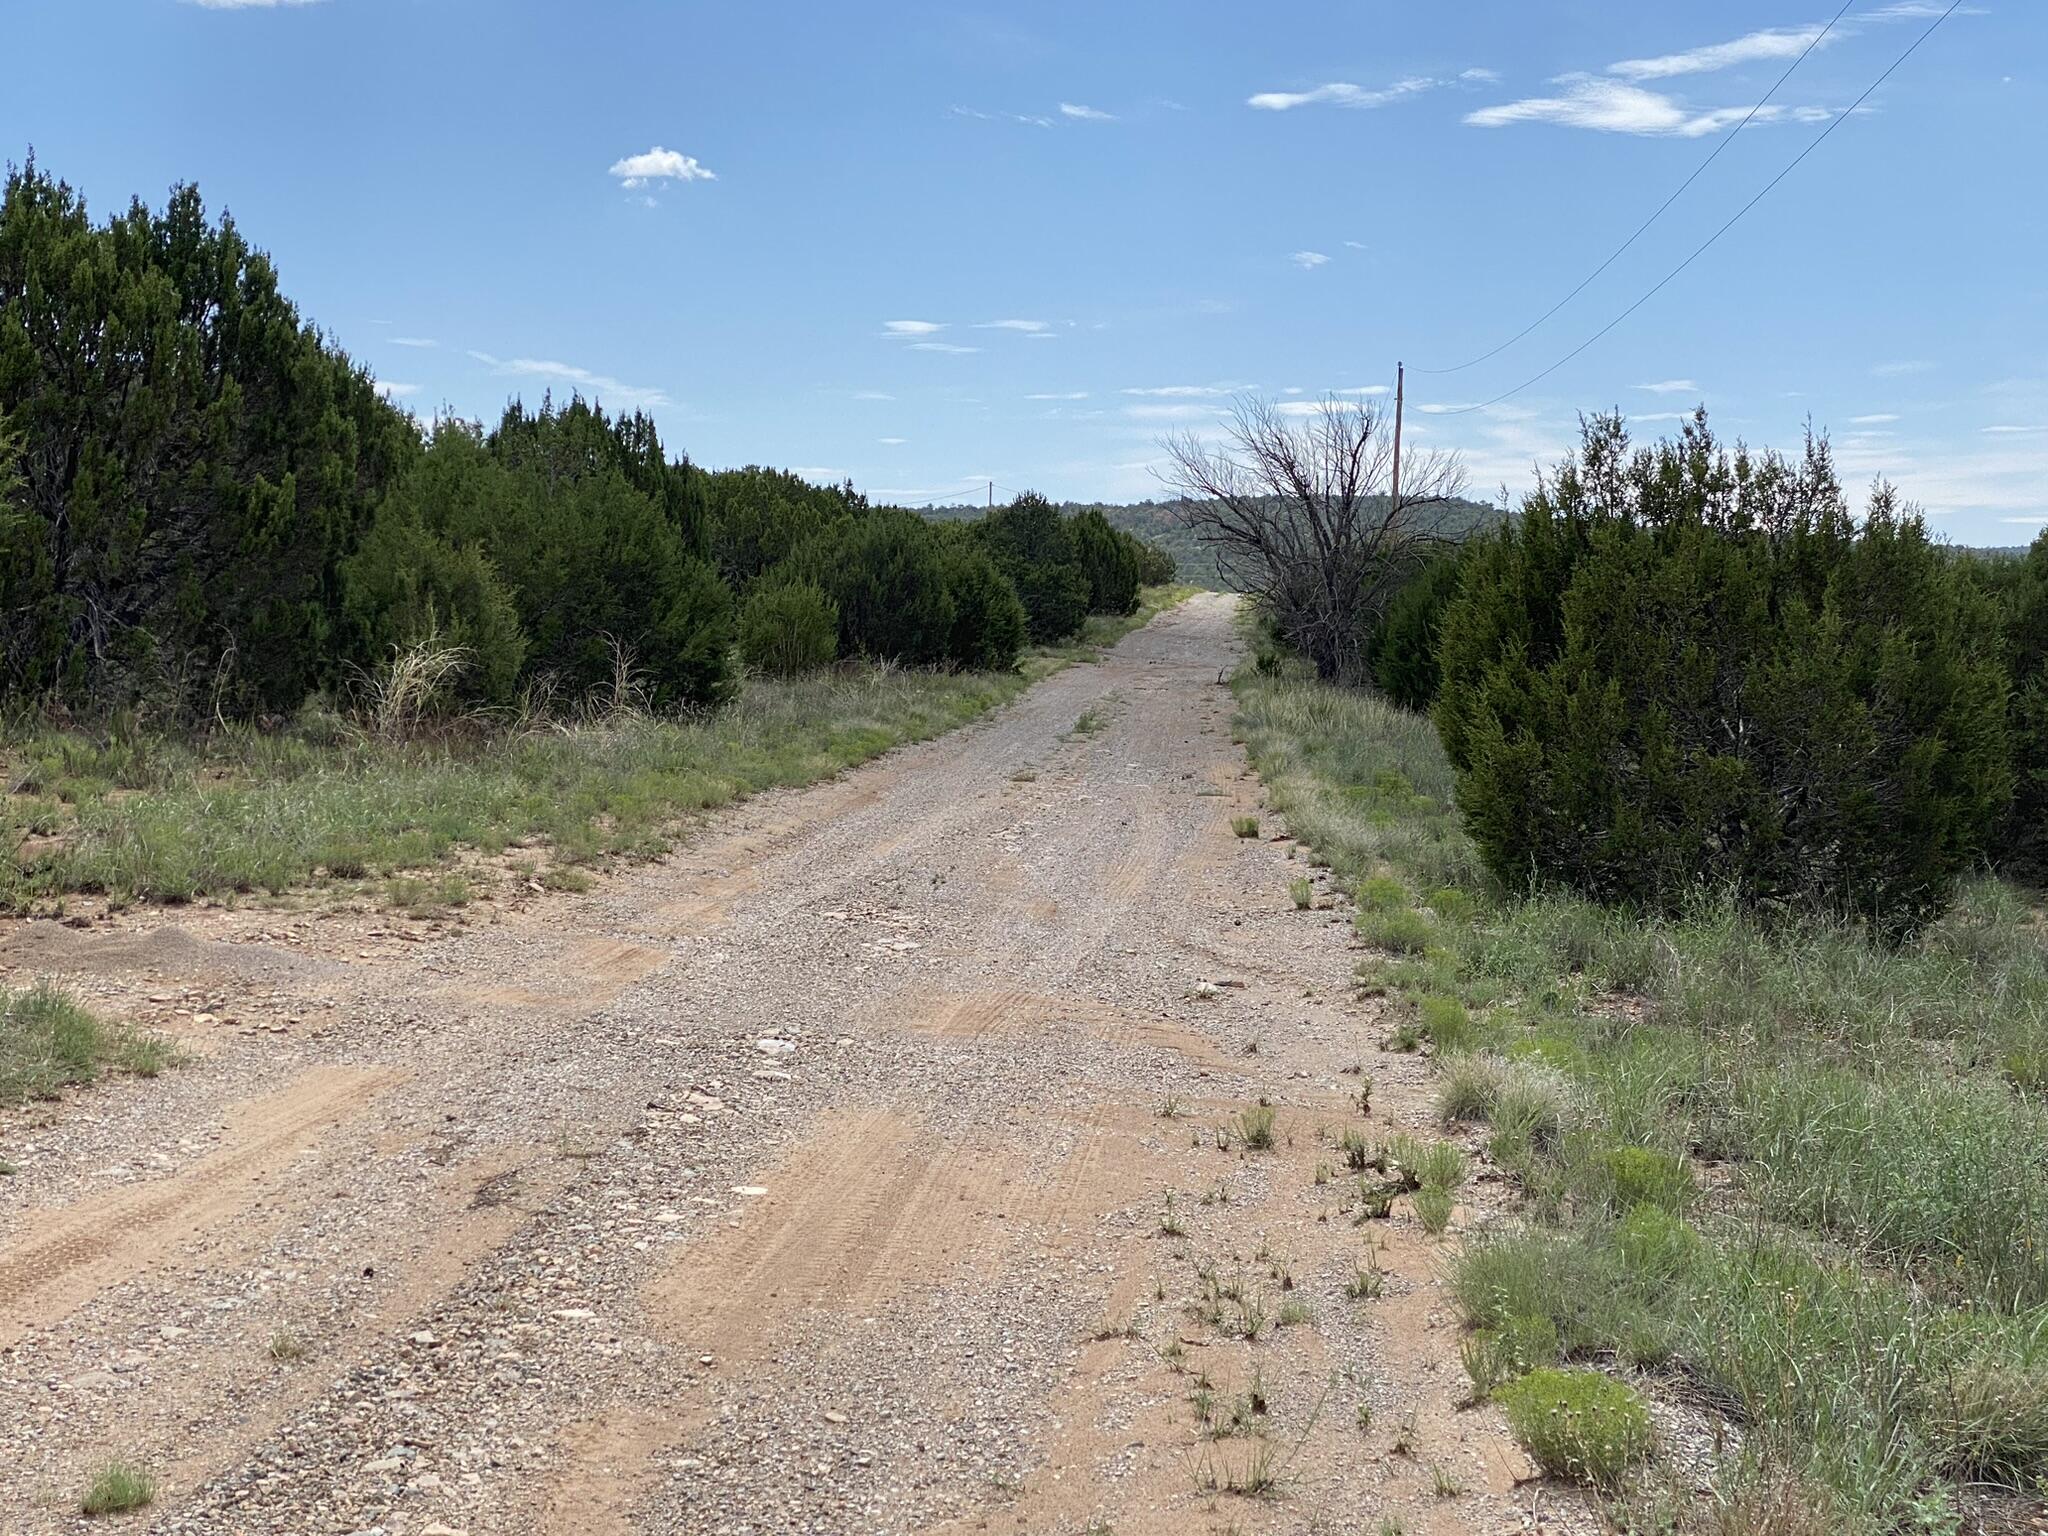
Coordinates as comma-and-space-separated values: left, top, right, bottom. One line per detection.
0, 160, 1169, 720
1170, 398, 2045, 933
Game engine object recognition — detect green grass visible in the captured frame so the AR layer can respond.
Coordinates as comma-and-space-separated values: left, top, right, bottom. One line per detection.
1, 983, 171, 1106
1, 589, 1193, 913
1233, 660, 2048, 1529
80, 1461, 155, 1515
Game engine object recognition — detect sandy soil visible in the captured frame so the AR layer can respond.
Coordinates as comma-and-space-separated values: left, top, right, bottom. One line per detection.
0, 593, 1591, 1535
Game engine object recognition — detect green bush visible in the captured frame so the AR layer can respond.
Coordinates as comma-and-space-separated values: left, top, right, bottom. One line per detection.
706, 465, 851, 589
1495, 1368, 1653, 1488
937, 540, 1028, 671
1134, 538, 1177, 586
1435, 413, 2011, 938
737, 580, 839, 676
978, 492, 1090, 643
1069, 507, 1142, 616
2002, 532, 2048, 875
342, 513, 527, 707
823, 510, 956, 665
1372, 546, 1470, 710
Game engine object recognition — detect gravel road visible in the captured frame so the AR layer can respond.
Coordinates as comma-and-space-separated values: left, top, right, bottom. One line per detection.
0, 593, 1589, 1535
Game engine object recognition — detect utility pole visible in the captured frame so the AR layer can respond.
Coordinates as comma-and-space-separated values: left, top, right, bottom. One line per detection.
1390, 361, 1404, 516
988, 480, 993, 508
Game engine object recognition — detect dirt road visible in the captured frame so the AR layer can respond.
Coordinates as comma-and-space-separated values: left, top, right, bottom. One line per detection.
0, 594, 1580, 1535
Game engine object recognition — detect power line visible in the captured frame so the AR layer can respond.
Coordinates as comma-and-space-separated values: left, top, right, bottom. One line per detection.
1427, 0, 1963, 419
1416, 0, 1856, 377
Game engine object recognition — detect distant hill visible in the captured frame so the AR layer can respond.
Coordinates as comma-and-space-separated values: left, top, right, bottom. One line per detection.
919, 496, 1506, 591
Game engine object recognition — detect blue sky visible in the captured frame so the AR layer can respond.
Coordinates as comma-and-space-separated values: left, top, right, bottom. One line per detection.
6, 1, 2042, 540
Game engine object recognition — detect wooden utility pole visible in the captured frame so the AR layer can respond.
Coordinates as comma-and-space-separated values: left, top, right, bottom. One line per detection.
1390, 361, 1404, 515
988, 480, 993, 508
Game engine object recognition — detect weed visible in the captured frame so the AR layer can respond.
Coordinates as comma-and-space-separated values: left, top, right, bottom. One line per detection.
266, 1330, 309, 1363
1236, 1103, 1277, 1151
1289, 876, 1314, 909
1412, 1187, 1454, 1236
1345, 1256, 1385, 1300
1232, 815, 1261, 839
1408, 1140, 1467, 1194
1339, 1128, 1373, 1171
1277, 1297, 1312, 1328
1073, 706, 1108, 736
1356, 1402, 1375, 1433
1, 983, 172, 1107
1430, 1464, 1462, 1498
80, 1462, 154, 1515
1358, 908, 1433, 955
1495, 1368, 1653, 1489
1460, 1313, 1559, 1398
1158, 1094, 1183, 1120
1357, 874, 1408, 912
1160, 1194, 1186, 1238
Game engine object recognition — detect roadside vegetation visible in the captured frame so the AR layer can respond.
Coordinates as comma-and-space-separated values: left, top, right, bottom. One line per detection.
1228, 412, 2048, 1532
0, 982, 170, 1108
0, 158, 1187, 913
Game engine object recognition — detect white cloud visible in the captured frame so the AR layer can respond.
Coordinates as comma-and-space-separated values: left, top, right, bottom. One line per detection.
607, 147, 716, 189
1631, 411, 1696, 423
1418, 402, 1480, 414
878, 437, 907, 446
852, 390, 895, 401
1607, 6, 1966, 81
977, 319, 1050, 332
1249, 76, 1438, 112
1026, 391, 1090, 400
1121, 384, 1241, 397
1636, 379, 1699, 394
951, 105, 1054, 128
883, 320, 945, 336
1126, 403, 1225, 421
1611, 25, 1828, 82
1466, 78, 1805, 137
1059, 102, 1115, 121
390, 336, 437, 349
1850, 412, 1902, 425
910, 342, 980, 354
375, 381, 420, 400
1291, 250, 1331, 269
1460, 67, 1501, 83
466, 350, 670, 410
1982, 424, 2045, 435
1872, 359, 1934, 377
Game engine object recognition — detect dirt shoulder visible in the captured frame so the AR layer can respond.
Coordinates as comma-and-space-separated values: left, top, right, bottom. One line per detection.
0, 593, 1584, 1535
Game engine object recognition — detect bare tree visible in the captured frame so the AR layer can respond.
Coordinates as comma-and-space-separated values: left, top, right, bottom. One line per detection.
1159, 395, 1465, 685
